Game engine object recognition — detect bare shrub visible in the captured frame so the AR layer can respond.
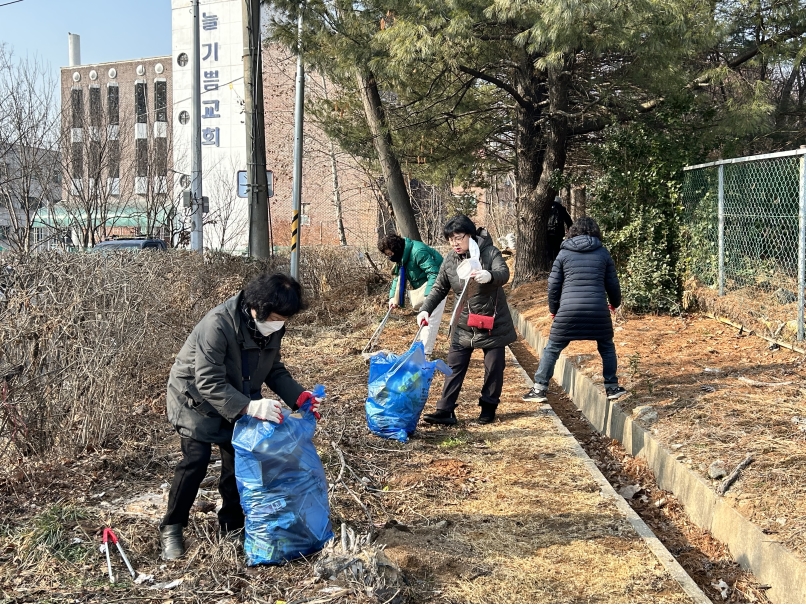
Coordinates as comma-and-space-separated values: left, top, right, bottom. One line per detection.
0, 248, 374, 460
300, 245, 384, 298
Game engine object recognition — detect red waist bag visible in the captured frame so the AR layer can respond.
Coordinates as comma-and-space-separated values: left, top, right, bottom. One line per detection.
466, 290, 498, 333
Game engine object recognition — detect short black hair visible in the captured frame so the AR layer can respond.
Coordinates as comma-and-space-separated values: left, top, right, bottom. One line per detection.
243, 272, 305, 320
442, 214, 477, 240
567, 217, 602, 240
378, 233, 405, 257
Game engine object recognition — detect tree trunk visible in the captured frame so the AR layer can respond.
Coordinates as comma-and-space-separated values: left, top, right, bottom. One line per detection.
512, 59, 545, 285
571, 185, 586, 220
513, 58, 572, 285
355, 68, 421, 241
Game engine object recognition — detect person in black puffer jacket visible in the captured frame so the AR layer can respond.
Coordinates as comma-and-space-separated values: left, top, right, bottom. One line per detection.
522, 217, 628, 403
417, 215, 517, 426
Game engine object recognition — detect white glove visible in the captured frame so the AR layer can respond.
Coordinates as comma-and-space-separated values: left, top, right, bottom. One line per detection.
245, 398, 283, 423
388, 297, 398, 309
473, 270, 492, 284
417, 311, 429, 326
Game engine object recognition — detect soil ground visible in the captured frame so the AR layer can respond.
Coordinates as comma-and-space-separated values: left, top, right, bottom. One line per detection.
0, 294, 703, 603
508, 280, 806, 602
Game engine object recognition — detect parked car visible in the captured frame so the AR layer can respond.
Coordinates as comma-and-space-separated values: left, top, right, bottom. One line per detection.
91, 238, 167, 252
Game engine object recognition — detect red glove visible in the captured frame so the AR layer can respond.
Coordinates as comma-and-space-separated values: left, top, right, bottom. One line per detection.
296, 391, 322, 420
608, 304, 616, 313
550, 313, 555, 319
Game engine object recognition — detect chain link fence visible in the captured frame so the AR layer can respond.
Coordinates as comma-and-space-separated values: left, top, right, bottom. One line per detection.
681, 149, 806, 343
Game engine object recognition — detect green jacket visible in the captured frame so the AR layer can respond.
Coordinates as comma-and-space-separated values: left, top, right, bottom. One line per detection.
389, 238, 443, 305
165, 292, 304, 443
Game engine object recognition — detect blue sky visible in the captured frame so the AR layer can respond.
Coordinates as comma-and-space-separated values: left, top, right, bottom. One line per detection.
0, 0, 172, 77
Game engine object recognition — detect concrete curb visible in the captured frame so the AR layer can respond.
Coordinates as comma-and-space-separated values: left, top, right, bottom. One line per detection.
510, 306, 806, 604
505, 347, 711, 604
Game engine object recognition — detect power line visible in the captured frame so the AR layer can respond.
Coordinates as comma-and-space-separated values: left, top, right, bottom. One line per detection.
0, 0, 25, 7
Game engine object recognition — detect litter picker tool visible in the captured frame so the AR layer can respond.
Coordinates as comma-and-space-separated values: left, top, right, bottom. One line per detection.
448, 258, 481, 334
362, 306, 393, 357
411, 319, 427, 348
101, 527, 136, 583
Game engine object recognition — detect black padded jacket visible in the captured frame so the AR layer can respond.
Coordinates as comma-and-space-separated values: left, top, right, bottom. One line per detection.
547, 235, 622, 343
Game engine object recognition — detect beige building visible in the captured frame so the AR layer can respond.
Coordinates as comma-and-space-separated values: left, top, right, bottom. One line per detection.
57, 34, 176, 246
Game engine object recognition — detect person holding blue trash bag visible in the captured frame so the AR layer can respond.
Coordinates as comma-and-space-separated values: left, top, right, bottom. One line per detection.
159, 273, 322, 561
379, 234, 444, 357
416, 215, 517, 426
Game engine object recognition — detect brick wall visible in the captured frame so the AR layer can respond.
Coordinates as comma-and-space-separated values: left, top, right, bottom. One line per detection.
262, 45, 378, 250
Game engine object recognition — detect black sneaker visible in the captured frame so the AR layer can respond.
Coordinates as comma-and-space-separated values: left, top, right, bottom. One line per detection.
522, 386, 548, 402
422, 410, 458, 426
606, 386, 628, 400
477, 405, 496, 425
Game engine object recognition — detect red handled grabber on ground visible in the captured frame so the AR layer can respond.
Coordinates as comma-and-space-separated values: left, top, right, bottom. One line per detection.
101, 527, 136, 583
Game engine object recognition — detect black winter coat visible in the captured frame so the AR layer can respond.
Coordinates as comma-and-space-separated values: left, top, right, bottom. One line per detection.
421, 229, 517, 350
548, 235, 622, 343
166, 292, 304, 443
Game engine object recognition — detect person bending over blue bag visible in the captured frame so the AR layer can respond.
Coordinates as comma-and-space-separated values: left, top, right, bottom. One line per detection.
159, 272, 323, 560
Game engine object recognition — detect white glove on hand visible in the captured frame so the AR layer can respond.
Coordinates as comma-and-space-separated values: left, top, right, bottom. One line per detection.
388, 297, 398, 309
472, 270, 492, 284
417, 311, 430, 326
245, 398, 283, 423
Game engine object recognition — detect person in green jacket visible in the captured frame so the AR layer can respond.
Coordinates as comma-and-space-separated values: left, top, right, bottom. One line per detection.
378, 234, 445, 356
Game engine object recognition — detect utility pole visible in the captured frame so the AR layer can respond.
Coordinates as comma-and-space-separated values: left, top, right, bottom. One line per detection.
242, 0, 271, 258
290, 2, 305, 279
190, 0, 204, 252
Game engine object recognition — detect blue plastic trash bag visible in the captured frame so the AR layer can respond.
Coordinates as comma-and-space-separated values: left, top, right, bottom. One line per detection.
232, 393, 333, 566
365, 341, 452, 442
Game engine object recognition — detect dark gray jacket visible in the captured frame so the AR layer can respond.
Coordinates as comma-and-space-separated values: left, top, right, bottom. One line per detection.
166, 292, 304, 443
548, 235, 622, 343
421, 230, 517, 350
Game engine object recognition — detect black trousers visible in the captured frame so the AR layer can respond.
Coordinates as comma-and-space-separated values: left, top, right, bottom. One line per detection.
161, 437, 244, 532
436, 343, 506, 413
547, 235, 564, 265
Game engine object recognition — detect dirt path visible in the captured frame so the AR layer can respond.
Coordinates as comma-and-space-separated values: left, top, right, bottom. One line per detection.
374, 350, 694, 603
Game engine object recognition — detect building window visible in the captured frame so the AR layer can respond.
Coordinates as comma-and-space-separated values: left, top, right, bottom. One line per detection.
135, 82, 148, 124
89, 87, 101, 127
107, 84, 119, 126
155, 137, 167, 177
71, 88, 83, 128
177, 53, 188, 67
71, 142, 83, 179
178, 110, 189, 125
136, 138, 148, 178
108, 140, 120, 179
155, 80, 167, 122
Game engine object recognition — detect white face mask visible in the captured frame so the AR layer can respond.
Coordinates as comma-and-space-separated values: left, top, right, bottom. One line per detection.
254, 319, 284, 336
